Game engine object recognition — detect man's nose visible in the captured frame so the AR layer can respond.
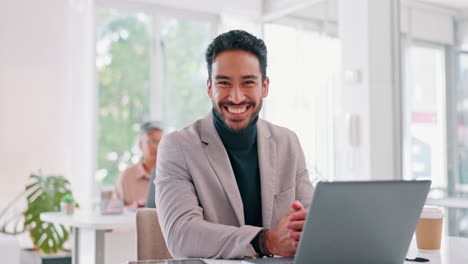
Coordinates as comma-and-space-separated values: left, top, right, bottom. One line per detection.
229, 85, 245, 104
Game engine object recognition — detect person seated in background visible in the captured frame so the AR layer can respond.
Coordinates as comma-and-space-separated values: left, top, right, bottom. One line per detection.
114, 121, 163, 208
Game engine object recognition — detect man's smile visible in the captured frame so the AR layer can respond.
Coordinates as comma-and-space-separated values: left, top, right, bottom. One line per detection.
221, 103, 254, 120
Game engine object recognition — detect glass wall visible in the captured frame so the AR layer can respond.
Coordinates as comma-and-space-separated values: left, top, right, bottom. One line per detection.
402, 44, 447, 192
450, 52, 468, 237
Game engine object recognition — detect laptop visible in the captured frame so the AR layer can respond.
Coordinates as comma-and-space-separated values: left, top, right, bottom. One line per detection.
243, 180, 431, 264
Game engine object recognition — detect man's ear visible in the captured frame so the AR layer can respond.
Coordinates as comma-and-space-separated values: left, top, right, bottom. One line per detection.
262, 77, 270, 98
207, 79, 212, 97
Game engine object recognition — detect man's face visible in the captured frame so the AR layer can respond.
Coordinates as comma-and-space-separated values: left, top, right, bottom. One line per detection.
208, 50, 269, 132
139, 129, 163, 165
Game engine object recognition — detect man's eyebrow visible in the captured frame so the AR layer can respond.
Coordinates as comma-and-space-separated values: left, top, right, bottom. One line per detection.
214, 75, 231, 80
241, 75, 259, 79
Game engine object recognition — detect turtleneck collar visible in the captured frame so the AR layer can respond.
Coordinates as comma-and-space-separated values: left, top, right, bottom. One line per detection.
212, 108, 258, 150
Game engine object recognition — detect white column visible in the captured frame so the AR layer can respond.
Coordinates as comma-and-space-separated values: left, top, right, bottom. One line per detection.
64, 0, 98, 212
337, 0, 401, 180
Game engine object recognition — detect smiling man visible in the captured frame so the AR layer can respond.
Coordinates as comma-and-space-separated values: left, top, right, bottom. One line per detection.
155, 30, 314, 259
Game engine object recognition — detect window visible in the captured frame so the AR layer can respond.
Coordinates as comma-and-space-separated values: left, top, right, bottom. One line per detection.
456, 53, 468, 190
160, 16, 212, 131
96, 9, 152, 186
264, 23, 341, 182
450, 52, 468, 237
95, 6, 214, 186
402, 44, 447, 191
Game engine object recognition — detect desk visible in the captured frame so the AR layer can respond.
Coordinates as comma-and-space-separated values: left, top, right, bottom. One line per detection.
426, 198, 468, 209
405, 236, 468, 263
41, 210, 136, 264
128, 237, 468, 264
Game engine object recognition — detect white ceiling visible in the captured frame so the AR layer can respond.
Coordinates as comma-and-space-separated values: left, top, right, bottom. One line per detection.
283, 0, 468, 24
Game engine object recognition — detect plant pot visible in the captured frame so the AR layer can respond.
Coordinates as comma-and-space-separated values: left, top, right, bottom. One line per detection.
60, 202, 74, 215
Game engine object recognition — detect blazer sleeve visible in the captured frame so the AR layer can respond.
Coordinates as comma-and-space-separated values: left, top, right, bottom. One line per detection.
155, 133, 262, 259
293, 132, 314, 209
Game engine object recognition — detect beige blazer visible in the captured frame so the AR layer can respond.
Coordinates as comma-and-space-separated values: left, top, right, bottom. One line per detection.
155, 113, 314, 259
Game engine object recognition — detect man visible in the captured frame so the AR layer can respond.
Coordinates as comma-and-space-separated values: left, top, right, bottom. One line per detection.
155, 30, 314, 259
114, 121, 163, 207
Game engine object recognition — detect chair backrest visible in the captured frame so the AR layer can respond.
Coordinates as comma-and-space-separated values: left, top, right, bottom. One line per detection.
136, 208, 172, 260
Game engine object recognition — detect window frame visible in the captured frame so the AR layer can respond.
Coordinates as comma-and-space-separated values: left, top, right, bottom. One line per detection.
94, 0, 219, 186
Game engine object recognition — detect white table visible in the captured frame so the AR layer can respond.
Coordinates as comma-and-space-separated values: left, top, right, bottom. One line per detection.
404, 236, 468, 263
41, 210, 136, 264
426, 198, 468, 209
127, 236, 468, 264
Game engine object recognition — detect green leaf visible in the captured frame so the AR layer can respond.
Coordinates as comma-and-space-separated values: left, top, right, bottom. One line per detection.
22, 173, 74, 253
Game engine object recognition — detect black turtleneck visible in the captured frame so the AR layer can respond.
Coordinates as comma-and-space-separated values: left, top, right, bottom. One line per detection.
213, 109, 262, 227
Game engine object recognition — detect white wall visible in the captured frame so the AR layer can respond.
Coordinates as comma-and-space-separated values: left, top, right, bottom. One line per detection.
0, 0, 69, 208
401, 4, 455, 44
0, 0, 97, 212
337, 0, 399, 180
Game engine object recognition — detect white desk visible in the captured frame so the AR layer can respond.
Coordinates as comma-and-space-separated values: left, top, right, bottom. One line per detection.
426, 198, 468, 209
41, 210, 136, 264
42, 210, 468, 264
127, 236, 468, 264
404, 236, 468, 263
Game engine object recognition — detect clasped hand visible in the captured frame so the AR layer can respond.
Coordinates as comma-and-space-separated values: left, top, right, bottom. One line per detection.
265, 200, 307, 256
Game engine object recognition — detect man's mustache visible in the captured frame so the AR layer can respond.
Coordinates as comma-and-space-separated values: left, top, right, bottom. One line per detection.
219, 101, 255, 107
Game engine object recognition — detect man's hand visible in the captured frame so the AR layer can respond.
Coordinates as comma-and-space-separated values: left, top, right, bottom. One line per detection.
265, 211, 296, 256
287, 200, 307, 248
264, 200, 308, 256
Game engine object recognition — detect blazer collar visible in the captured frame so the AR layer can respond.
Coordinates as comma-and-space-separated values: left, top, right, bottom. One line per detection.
257, 119, 276, 229
200, 112, 245, 225
200, 113, 276, 228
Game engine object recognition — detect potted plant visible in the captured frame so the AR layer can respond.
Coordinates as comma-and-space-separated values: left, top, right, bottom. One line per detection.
61, 194, 75, 215
0, 173, 77, 253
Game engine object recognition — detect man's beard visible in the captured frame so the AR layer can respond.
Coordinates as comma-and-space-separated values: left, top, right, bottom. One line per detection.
213, 99, 263, 132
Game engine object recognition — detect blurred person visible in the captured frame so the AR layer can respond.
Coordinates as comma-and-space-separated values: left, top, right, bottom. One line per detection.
114, 121, 163, 207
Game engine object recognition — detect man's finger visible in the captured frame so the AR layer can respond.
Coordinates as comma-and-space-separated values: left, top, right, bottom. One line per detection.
287, 231, 301, 241
291, 200, 305, 211
289, 210, 307, 221
287, 220, 305, 231
293, 241, 299, 248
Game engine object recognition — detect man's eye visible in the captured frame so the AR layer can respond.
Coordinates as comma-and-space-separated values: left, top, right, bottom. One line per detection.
244, 80, 255, 85
217, 81, 230, 85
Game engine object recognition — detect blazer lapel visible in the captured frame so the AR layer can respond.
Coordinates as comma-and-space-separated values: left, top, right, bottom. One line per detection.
257, 120, 276, 229
200, 113, 245, 226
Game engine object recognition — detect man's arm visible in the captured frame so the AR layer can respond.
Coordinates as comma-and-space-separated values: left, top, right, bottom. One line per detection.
155, 133, 262, 259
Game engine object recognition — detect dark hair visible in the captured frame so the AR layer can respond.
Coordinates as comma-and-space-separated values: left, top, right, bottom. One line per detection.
139, 121, 163, 138
205, 30, 267, 81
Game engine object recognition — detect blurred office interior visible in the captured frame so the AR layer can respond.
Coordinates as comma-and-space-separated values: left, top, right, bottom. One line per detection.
1, 0, 468, 263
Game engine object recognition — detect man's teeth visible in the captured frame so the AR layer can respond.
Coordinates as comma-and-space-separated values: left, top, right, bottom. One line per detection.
227, 107, 247, 114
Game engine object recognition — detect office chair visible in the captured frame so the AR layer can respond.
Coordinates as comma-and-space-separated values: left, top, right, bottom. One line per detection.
136, 208, 172, 260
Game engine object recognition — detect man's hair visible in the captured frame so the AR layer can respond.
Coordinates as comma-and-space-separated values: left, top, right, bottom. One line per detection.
205, 30, 267, 81
139, 121, 163, 138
